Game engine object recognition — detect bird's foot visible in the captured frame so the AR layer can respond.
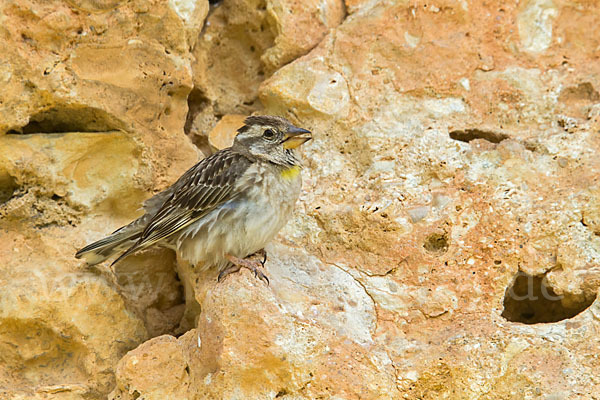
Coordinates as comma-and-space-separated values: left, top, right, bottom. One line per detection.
250, 248, 267, 265
217, 263, 241, 282
219, 251, 269, 285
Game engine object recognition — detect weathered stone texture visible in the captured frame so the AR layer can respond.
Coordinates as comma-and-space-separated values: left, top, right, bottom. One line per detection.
185, 0, 345, 145
2, 0, 600, 399
0, 0, 204, 398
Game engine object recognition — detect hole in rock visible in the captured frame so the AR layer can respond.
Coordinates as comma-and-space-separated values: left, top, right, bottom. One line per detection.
115, 249, 187, 337
184, 89, 211, 136
6, 106, 125, 134
558, 82, 600, 103
183, 88, 214, 156
0, 173, 18, 204
449, 128, 509, 144
423, 232, 449, 254
501, 271, 596, 324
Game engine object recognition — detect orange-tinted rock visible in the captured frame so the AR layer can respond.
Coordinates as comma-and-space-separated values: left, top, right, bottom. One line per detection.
113, 244, 399, 399
109, 334, 193, 400
262, 0, 345, 71
259, 0, 600, 398
4, 0, 600, 398
0, 0, 205, 398
188, 0, 344, 118
208, 114, 246, 150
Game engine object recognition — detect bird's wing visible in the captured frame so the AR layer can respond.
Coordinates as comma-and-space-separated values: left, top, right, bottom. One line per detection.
111, 148, 252, 265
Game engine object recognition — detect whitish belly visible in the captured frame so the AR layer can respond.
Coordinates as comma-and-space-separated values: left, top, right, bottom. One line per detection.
175, 169, 301, 269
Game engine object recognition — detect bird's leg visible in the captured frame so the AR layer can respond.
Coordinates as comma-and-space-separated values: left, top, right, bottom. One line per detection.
219, 251, 269, 285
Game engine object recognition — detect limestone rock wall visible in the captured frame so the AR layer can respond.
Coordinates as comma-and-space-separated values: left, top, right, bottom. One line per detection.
1, 0, 600, 399
0, 0, 203, 397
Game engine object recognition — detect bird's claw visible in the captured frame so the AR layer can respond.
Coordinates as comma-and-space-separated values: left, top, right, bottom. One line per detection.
250, 248, 267, 266
221, 252, 269, 285
253, 268, 269, 285
218, 265, 240, 282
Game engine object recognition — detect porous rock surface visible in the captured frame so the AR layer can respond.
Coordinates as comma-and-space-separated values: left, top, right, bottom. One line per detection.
2, 0, 600, 399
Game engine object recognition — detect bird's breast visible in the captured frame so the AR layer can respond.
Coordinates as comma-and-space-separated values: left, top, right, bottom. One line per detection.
280, 165, 301, 181
176, 161, 303, 268
236, 161, 302, 242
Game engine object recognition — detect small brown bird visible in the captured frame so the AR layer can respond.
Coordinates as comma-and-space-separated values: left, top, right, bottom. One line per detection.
75, 116, 312, 283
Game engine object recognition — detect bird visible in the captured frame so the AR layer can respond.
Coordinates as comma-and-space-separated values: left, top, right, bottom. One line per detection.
75, 115, 312, 283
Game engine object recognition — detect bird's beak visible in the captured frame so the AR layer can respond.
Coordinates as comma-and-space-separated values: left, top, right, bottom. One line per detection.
282, 125, 312, 149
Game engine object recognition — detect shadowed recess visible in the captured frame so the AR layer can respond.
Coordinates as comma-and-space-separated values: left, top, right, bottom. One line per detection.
449, 129, 509, 144
501, 271, 596, 324
0, 173, 17, 205
558, 82, 600, 102
184, 89, 212, 136
6, 106, 126, 134
115, 248, 187, 337
183, 88, 214, 155
423, 232, 449, 254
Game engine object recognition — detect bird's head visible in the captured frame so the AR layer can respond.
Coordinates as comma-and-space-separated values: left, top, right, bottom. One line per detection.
232, 116, 312, 166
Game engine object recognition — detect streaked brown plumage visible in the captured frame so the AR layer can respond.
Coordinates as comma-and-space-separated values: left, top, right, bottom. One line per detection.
75, 115, 312, 282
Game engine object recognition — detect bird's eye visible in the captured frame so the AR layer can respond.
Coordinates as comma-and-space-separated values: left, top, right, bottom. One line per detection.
263, 129, 275, 139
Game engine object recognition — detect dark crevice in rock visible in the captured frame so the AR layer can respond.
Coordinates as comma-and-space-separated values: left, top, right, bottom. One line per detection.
340, 0, 349, 21
558, 82, 600, 103
5, 106, 126, 135
114, 249, 187, 338
184, 89, 211, 136
184, 88, 214, 156
0, 174, 17, 205
449, 128, 509, 144
0, 183, 82, 228
501, 271, 596, 324
423, 232, 449, 255
581, 215, 600, 236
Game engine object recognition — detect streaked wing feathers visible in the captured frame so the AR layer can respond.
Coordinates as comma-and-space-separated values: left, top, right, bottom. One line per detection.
111, 149, 251, 265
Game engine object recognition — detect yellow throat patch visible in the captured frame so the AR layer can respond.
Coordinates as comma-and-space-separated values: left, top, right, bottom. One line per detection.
280, 165, 301, 180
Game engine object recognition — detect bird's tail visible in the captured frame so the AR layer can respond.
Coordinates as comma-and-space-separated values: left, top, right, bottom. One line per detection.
75, 224, 143, 266
76, 190, 173, 265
